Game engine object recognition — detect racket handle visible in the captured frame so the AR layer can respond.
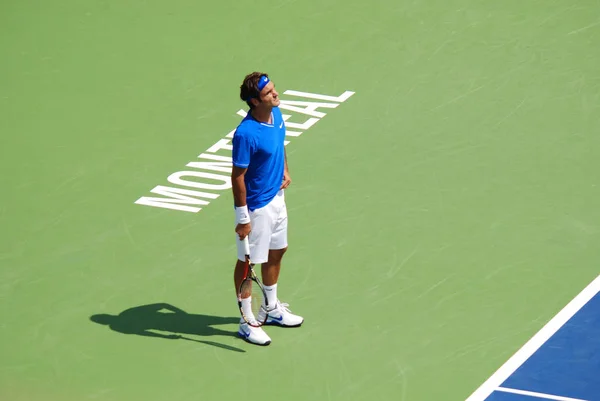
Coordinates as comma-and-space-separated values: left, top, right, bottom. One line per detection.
242, 236, 250, 256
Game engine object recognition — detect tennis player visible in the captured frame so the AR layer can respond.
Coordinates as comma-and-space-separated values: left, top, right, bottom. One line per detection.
231, 72, 304, 345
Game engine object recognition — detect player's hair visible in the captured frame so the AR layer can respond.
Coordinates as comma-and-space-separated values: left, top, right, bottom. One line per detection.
240, 72, 269, 108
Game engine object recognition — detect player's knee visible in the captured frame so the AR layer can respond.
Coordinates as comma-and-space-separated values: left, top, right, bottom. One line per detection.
268, 246, 287, 262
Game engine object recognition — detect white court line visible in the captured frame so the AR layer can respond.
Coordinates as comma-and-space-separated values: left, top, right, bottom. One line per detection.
496, 387, 589, 401
465, 274, 600, 401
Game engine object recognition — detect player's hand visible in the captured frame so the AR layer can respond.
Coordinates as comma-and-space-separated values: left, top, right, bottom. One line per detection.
281, 171, 292, 189
236, 223, 251, 240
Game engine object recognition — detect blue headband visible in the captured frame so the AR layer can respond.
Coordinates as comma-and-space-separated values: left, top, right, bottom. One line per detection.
246, 75, 270, 101
257, 75, 270, 91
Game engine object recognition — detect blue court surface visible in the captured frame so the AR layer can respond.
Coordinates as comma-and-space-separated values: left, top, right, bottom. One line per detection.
467, 275, 600, 401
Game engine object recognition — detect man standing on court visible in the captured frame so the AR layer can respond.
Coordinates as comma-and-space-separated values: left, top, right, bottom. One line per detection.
231, 72, 304, 346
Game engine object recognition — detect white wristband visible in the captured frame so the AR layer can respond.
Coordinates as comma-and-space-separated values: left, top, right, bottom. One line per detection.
235, 205, 251, 224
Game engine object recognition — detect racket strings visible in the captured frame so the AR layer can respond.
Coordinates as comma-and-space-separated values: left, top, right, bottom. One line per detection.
239, 279, 266, 322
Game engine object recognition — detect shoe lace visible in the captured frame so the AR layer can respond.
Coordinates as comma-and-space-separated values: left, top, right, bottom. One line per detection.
277, 301, 292, 313
263, 301, 293, 314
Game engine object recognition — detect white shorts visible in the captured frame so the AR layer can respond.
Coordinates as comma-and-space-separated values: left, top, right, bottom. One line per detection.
236, 190, 288, 264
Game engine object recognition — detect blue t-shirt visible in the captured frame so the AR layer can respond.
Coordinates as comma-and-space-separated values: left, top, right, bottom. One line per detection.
232, 106, 286, 211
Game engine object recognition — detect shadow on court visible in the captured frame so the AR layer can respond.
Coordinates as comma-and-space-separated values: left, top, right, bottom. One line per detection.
90, 303, 245, 353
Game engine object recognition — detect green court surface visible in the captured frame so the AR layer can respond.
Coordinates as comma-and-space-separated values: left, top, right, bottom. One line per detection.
1, 1, 599, 400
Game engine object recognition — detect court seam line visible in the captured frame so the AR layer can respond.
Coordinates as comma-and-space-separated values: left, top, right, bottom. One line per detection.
464, 274, 600, 401
496, 386, 589, 401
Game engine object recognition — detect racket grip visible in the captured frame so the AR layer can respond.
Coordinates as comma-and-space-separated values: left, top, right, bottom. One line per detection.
242, 237, 250, 256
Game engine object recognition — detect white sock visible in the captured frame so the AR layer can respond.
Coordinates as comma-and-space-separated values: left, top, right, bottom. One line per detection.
240, 297, 254, 321
263, 283, 278, 310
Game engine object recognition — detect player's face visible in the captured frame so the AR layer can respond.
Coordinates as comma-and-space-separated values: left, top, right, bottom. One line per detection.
258, 81, 280, 108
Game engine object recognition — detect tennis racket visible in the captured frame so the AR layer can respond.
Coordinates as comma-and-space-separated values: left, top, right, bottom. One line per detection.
237, 237, 268, 327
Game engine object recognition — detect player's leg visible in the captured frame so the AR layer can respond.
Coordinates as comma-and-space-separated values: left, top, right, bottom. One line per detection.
258, 191, 304, 327
234, 207, 272, 345
233, 256, 250, 317
259, 191, 287, 307
259, 247, 286, 312
261, 247, 286, 286
233, 258, 247, 299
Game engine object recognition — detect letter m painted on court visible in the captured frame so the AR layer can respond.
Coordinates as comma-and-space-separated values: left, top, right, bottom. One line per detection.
134, 186, 219, 213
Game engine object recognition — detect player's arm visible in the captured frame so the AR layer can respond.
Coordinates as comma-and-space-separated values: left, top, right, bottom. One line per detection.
231, 166, 248, 208
231, 166, 251, 239
231, 130, 253, 239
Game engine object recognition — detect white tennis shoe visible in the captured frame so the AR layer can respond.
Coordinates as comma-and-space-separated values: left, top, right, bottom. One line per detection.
238, 318, 271, 346
258, 301, 304, 327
